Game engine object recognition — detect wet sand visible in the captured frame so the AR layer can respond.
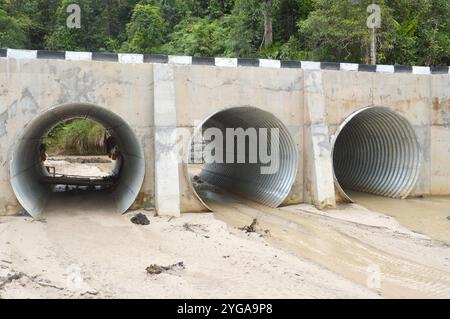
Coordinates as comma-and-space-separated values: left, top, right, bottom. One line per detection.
0, 207, 378, 298
0, 160, 380, 299
190, 168, 450, 299
348, 191, 450, 245
1, 161, 449, 298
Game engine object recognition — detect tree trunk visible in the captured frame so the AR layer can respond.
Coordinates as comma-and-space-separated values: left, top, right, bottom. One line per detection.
263, 2, 273, 48
263, 12, 273, 48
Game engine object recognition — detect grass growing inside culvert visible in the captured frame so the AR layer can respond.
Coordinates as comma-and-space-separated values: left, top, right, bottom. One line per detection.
44, 118, 109, 156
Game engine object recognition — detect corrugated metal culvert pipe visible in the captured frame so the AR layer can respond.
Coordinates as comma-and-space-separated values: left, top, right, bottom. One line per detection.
195, 107, 298, 208
9, 103, 145, 218
332, 106, 421, 200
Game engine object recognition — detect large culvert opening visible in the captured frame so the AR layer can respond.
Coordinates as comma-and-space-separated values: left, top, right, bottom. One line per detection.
332, 106, 421, 201
186, 107, 298, 208
10, 103, 145, 217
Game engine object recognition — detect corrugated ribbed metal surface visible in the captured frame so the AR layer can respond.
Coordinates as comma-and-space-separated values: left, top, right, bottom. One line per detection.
332, 107, 421, 199
199, 107, 298, 208
10, 103, 145, 217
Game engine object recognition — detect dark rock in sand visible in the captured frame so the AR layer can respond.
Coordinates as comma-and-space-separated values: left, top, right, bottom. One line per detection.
131, 213, 150, 225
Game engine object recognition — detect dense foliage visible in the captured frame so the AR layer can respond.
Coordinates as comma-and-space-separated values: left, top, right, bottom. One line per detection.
44, 119, 108, 155
0, 0, 448, 65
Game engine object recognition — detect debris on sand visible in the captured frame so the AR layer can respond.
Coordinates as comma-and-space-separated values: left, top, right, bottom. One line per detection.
31, 218, 46, 224
183, 223, 195, 232
0, 270, 65, 292
130, 213, 150, 226
81, 290, 99, 296
447, 216, 450, 221
0, 272, 26, 289
146, 262, 185, 275
261, 229, 271, 238
239, 219, 258, 233
60, 157, 112, 164
182, 222, 206, 233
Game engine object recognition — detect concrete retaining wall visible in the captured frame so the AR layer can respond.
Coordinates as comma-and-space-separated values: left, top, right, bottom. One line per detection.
0, 49, 448, 216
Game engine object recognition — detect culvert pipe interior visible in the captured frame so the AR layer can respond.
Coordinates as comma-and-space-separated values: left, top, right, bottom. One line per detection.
332, 106, 421, 200
195, 107, 298, 208
9, 103, 145, 217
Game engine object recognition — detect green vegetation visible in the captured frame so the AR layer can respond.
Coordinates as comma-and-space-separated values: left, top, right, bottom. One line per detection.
0, 0, 448, 65
122, 3, 166, 53
44, 119, 108, 156
0, 8, 26, 47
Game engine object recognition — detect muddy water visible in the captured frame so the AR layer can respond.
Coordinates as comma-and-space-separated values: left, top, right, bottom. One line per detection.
348, 191, 450, 245
194, 185, 450, 298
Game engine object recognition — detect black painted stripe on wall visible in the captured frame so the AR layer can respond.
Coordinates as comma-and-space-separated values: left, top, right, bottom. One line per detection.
394, 65, 413, 73
430, 66, 449, 74
238, 58, 260, 67
143, 54, 168, 64
280, 60, 302, 69
0, 48, 6, 57
92, 52, 118, 62
192, 57, 215, 65
358, 64, 377, 72
321, 62, 340, 70
37, 50, 66, 60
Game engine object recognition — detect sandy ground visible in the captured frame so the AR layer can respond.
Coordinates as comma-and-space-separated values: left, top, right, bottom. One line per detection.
0, 159, 449, 299
45, 156, 114, 177
0, 210, 381, 299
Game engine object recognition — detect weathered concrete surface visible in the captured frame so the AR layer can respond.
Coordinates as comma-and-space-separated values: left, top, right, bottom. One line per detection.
172, 65, 304, 212
322, 70, 450, 198
153, 64, 181, 217
303, 71, 336, 208
0, 58, 154, 215
0, 55, 448, 216
430, 74, 450, 195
